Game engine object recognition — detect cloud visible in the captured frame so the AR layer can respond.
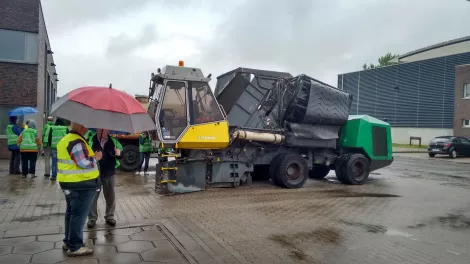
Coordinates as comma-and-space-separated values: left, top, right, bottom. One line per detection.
106, 24, 158, 58
45, 0, 470, 97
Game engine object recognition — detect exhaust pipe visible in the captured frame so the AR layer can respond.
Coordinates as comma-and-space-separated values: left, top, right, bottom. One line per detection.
233, 130, 284, 144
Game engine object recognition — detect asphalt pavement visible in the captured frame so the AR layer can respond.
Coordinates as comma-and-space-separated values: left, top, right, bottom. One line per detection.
0, 153, 469, 264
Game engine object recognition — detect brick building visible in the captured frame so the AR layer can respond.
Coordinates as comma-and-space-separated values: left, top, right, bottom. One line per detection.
0, 0, 57, 158
454, 64, 470, 138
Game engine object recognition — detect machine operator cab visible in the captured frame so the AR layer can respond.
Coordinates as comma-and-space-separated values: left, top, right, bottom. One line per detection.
148, 61, 230, 150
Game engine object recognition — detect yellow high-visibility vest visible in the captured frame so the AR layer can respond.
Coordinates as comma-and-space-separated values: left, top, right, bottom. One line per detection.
56, 133, 99, 183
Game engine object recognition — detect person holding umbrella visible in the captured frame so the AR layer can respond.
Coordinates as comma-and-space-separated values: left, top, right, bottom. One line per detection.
86, 128, 122, 228
6, 116, 23, 175
17, 120, 42, 178
56, 122, 102, 256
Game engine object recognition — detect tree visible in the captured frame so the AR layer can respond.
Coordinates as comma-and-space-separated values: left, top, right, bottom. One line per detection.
362, 53, 399, 70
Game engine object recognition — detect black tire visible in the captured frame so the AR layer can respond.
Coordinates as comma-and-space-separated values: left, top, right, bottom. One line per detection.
334, 153, 350, 183
338, 153, 370, 185
274, 154, 308, 189
428, 153, 435, 158
270, 154, 287, 187
449, 149, 457, 159
119, 144, 140, 172
309, 165, 330, 179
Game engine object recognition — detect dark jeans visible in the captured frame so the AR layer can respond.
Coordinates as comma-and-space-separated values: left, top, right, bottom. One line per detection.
21, 152, 37, 176
9, 150, 21, 174
51, 149, 58, 179
63, 189, 96, 252
138, 152, 151, 172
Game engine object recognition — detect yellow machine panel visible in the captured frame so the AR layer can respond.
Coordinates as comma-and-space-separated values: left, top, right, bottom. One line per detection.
176, 121, 230, 149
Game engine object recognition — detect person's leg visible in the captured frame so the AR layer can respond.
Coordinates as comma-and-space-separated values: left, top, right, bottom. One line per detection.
143, 152, 150, 174
136, 152, 144, 174
21, 152, 28, 177
9, 151, 15, 174
62, 189, 72, 250
29, 152, 37, 177
102, 176, 116, 225
87, 189, 100, 228
43, 147, 51, 177
51, 149, 58, 180
67, 189, 95, 256
14, 150, 21, 174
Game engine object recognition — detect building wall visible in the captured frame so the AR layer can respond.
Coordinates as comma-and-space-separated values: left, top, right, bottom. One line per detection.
399, 41, 470, 63
0, 63, 38, 105
36, 1, 57, 138
0, 0, 39, 32
391, 127, 453, 145
453, 64, 470, 138
338, 52, 470, 128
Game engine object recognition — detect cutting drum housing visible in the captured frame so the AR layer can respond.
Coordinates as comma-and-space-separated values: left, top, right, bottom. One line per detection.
147, 63, 393, 194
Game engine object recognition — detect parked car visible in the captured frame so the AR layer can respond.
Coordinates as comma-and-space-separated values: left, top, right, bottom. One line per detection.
428, 136, 470, 158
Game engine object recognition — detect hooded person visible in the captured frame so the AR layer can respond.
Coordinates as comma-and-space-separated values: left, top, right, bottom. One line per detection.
6, 116, 23, 174
17, 120, 42, 178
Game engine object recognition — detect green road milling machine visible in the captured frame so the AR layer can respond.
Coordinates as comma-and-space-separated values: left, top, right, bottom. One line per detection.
147, 63, 393, 194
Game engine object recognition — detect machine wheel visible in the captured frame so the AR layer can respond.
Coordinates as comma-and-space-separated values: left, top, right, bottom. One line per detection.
120, 144, 140, 172
338, 153, 370, 185
270, 154, 287, 187
428, 153, 435, 158
275, 154, 308, 189
334, 154, 349, 182
309, 165, 330, 179
449, 149, 457, 159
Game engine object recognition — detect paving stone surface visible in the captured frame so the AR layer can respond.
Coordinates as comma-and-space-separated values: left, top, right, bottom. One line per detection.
0, 157, 470, 263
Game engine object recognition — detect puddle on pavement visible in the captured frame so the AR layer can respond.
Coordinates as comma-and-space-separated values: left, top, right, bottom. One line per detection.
407, 223, 426, 229
269, 227, 340, 262
338, 219, 387, 233
318, 189, 400, 198
440, 182, 470, 189
12, 212, 65, 222
434, 213, 470, 229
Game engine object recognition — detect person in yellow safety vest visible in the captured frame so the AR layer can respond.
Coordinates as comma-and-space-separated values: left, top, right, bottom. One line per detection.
17, 120, 42, 178
44, 118, 69, 181
6, 116, 23, 175
136, 131, 153, 175
42, 116, 55, 178
56, 122, 102, 257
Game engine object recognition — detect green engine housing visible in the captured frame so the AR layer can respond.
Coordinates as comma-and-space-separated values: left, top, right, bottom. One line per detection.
339, 115, 393, 171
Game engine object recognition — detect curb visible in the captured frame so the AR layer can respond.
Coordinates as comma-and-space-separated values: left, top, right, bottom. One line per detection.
393, 151, 427, 154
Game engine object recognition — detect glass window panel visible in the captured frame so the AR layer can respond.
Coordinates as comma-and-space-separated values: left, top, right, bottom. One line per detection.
0, 29, 25, 61
191, 82, 224, 124
24, 32, 38, 63
160, 81, 188, 140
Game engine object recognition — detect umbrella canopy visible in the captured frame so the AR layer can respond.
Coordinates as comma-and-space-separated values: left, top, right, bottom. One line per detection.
8, 107, 38, 117
50, 86, 156, 134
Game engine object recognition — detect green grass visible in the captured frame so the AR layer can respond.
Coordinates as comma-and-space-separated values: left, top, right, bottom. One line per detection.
392, 143, 428, 149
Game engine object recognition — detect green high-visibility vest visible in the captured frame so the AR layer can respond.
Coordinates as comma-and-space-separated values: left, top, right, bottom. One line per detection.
51, 126, 68, 148
139, 134, 153, 152
43, 121, 54, 145
6, 124, 19, 145
20, 128, 39, 151
84, 130, 96, 146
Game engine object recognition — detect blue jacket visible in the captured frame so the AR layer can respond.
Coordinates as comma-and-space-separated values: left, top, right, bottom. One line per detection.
8, 122, 23, 151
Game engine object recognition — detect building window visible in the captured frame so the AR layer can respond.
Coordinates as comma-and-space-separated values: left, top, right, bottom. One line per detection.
0, 29, 38, 64
464, 83, 470, 99
463, 119, 470, 128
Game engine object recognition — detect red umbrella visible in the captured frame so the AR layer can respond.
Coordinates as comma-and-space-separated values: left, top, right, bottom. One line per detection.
50, 86, 156, 133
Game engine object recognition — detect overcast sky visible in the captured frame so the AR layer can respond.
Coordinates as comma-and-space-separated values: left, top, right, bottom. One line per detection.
41, 0, 470, 97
